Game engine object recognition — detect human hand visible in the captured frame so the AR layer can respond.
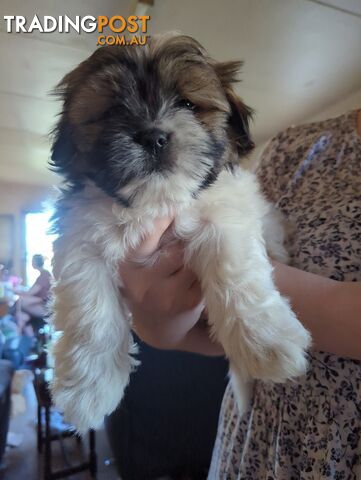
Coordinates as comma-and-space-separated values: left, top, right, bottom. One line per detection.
119, 217, 205, 350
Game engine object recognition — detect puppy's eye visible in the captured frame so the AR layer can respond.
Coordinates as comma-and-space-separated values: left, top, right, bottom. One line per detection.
178, 99, 197, 111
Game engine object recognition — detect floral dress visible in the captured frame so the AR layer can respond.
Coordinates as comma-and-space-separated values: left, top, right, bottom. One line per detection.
208, 110, 361, 480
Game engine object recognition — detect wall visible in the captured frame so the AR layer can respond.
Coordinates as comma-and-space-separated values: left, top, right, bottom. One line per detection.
247, 85, 361, 171
306, 86, 361, 123
0, 181, 54, 280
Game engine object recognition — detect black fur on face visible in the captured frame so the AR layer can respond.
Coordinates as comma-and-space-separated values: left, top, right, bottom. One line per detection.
50, 33, 254, 207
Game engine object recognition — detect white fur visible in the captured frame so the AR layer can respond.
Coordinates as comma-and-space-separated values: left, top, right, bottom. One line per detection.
51, 166, 311, 433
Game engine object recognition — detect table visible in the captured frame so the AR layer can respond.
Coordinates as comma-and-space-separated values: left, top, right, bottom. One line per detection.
33, 368, 97, 480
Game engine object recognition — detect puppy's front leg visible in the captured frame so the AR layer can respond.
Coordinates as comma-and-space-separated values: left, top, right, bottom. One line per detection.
178, 170, 311, 388
51, 237, 136, 433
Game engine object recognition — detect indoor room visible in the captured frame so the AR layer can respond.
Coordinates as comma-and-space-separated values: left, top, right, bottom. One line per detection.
0, 0, 360, 479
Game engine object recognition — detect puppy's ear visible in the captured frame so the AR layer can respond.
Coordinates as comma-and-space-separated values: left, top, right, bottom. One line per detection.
215, 61, 255, 156
226, 88, 254, 155
49, 48, 113, 181
50, 119, 86, 180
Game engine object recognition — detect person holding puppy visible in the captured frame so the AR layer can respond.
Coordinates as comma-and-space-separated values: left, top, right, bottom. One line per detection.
120, 109, 361, 478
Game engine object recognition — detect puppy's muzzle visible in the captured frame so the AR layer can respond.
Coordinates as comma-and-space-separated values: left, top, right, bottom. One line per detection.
136, 128, 170, 155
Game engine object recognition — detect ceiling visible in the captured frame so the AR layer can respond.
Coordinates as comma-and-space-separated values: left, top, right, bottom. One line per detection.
0, 0, 360, 186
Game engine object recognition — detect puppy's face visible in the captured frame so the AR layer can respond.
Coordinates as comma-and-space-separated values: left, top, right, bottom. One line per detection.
51, 34, 253, 207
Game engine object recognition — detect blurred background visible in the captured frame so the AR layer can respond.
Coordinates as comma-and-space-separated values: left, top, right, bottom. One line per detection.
0, 1, 360, 478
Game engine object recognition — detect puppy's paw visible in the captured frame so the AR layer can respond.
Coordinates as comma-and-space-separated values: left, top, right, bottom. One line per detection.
253, 323, 311, 383
225, 296, 311, 383
52, 373, 128, 433
51, 335, 135, 434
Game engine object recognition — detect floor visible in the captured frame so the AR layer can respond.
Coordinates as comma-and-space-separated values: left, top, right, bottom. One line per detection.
1, 381, 120, 480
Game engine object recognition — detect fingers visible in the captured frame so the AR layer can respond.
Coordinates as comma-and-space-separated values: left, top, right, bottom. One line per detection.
184, 279, 203, 311
143, 267, 202, 315
121, 239, 184, 287
153, 241, 184, 277
134, 216, 174, 258
119, 215, 203, 319
125, 236, 185, 279
168, 265, 197, 289
121, 215, 175, 277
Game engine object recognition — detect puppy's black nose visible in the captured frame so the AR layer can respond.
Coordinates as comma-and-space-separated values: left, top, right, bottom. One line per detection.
137, 128, 170, 153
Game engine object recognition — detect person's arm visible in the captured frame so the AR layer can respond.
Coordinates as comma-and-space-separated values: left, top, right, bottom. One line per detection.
16, 282, 42, 297
272, 261, 361, 360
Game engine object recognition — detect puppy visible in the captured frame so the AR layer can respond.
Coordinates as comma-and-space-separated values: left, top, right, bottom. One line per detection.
50, 33, 311, 433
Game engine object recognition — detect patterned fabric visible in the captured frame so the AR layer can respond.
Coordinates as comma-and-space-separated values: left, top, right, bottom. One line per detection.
209, 111, 361, 480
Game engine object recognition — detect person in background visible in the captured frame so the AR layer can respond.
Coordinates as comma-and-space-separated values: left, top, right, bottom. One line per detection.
119, 109, 361, 478
17, 254, 51, 320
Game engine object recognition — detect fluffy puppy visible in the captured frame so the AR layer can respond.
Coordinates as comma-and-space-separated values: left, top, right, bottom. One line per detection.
50, 33, 311, 432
